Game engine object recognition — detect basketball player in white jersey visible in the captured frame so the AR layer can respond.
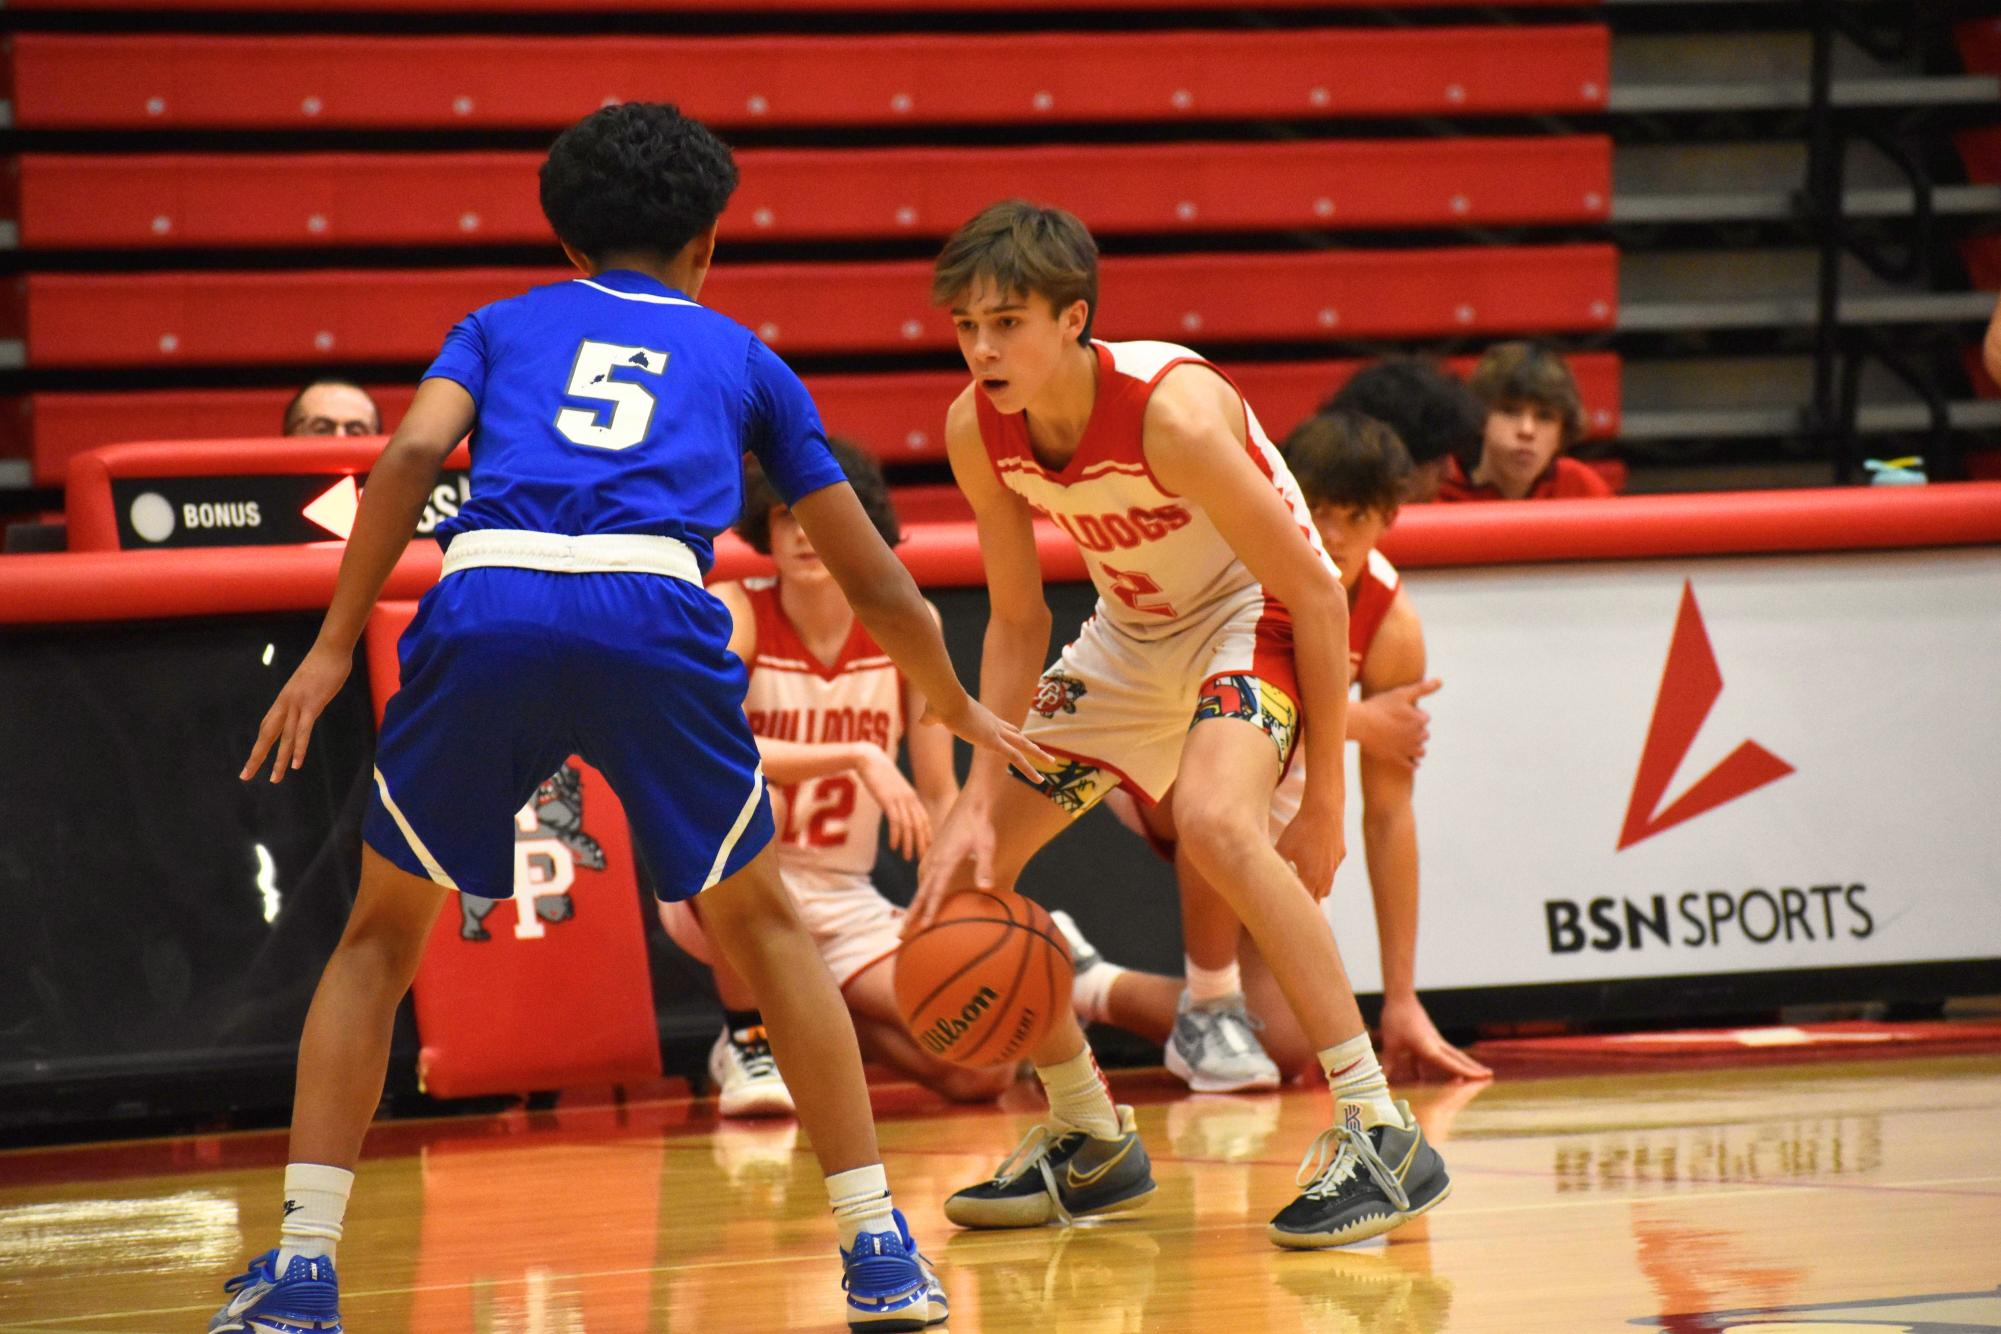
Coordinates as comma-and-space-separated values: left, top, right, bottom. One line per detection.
1086, 410, 1491, 1088
910, 201, 1451, 1249
662, 441, 1016, 1113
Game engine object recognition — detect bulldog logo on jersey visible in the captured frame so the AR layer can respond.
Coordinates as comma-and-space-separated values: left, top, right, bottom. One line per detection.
1194, 673, 1299, 763
462, 763, 605, 941
1032, 673, 1089, 718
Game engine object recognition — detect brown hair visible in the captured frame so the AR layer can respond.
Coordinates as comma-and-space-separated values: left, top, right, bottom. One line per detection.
930, 200, 1098, 345
1468, 342, 1584, 446
737, 437, 901, 555
1281, 409, 1413, 516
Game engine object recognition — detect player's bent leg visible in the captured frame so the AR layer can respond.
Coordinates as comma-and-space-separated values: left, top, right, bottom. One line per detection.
1173, 716, 1449, 1248
291, 844, 451, 1170
1239, 936, 1319, 1082
698, 843, 878, 1175
213, 846, 448, 1334
697, 847, 944, 1329
658, 898, 796, 1118
845, 963, 1015, 1104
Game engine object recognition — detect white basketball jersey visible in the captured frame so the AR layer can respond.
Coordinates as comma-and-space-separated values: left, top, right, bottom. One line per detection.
740, 578, 904, 875
973, 339, 1330, 639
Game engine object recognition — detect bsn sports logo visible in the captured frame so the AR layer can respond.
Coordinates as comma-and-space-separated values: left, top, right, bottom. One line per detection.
1618, 581, 1792, 850
916, 985, 1000, 1055
462, 763, 606, 941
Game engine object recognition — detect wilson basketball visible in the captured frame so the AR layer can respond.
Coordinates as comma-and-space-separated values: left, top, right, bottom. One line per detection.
894, 890, 1074, 1069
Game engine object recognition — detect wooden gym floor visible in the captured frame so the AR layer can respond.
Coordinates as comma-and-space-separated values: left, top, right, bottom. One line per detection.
2, 1052, 1997, 1332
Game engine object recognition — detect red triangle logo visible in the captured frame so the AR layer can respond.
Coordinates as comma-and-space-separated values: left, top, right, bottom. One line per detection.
1618, 582, 1793, 851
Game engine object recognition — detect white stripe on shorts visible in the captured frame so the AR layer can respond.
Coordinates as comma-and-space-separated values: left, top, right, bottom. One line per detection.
372, 766, 462, 892
702, 767, 768, 891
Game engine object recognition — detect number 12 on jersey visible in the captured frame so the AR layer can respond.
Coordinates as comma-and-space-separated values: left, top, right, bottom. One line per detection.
554, 339, 671, 451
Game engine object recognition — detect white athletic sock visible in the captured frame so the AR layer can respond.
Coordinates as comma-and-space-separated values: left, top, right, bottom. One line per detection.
274, 1163, 354, 1270
1185, 956, 1242, 1006
1318, 1033, 1400, 1129
1069, 958, 1128, 1026
827, 1163, 898, 1250
1035, 1047, 1121, 1140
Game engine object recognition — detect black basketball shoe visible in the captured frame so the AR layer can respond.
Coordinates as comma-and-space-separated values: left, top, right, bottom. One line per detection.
944, 1106, 1156, 1229
1268, 1100, 1451, 1249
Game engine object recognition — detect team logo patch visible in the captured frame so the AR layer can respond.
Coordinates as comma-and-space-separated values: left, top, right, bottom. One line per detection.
462, 763, 605, 941
1013, 757, 1106, 815
1193, 673, 1300, 762
1032, 672, 1089, 718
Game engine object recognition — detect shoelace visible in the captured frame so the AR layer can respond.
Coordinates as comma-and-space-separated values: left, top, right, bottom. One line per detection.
1193, 1001, 1265, 1058
222, 1254, 275, 1294
988, 1122, 1085, 1225
1294, 1124, 1411, 1212
732, 1030, 780, 1080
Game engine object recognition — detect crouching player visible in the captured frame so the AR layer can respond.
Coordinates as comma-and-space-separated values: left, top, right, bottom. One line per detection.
661, 442, 1015, 1114
1081, 410, 1492, 1089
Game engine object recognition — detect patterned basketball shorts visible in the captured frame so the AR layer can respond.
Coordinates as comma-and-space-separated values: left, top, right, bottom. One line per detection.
1016, 583, 1301, 814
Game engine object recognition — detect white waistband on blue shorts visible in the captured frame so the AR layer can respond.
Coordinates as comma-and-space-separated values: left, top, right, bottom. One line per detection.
440, 529, 702, 583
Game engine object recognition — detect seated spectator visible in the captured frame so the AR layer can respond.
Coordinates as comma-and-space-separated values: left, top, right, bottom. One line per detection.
659, 442, 1014, 1115
1322, 357, 1484, 503
282, 381, 382, 437
1441, 342, 1612, 501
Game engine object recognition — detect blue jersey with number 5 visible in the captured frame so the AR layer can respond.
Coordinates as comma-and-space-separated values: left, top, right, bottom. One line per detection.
420, 269, 843, 571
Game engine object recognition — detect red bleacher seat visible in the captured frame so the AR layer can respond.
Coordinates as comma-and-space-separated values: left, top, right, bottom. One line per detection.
1958, 128, 2001, 185
1956, 16, 2001, 74
22, 354, 1623, 487
22, 248, 1618, 368
17, 138, 1614, 249
11, 29, 1609, 130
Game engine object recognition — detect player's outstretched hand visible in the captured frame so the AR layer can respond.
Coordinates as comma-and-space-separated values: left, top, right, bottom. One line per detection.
242, 644, 352, 784
905, 796, 996, 938
1274, 809, 1343, 901
1379, 993, 1493, 1083
856, 746, 931, 861
919, 696, 1055, 780
1355, 678, 1441, 771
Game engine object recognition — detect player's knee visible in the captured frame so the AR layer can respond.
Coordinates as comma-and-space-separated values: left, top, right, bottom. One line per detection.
1175, 801, 1268, 881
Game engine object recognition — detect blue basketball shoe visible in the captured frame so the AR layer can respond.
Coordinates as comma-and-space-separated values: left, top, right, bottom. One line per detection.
841, 1208, 947, 1330
208, 1251, 343, 1333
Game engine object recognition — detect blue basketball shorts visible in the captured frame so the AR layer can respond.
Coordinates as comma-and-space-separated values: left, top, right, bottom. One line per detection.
364, 566, 774, 902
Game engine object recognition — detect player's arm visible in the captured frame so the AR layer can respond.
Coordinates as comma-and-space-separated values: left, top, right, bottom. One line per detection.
242, 377, 474, 782
1357, 596, 1490, 1081
908, 387, 1056, 920
713, 578, 864, 784
905, 601, 963, 827
1143, 366, 1351, 890
943, 387, 1055, 802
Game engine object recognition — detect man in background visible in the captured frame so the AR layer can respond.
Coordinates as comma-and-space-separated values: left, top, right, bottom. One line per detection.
283, 381, 382, 438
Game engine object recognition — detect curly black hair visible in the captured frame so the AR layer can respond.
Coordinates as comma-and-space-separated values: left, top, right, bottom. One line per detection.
737, 438, 902, 555
539, 103, 740, 264
1321, 357, 1483, 470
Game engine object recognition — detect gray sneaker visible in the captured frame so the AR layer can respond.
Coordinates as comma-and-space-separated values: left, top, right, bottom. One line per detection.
944, 1105, 1156, 1229
1164, 991, 1281, 1092
1267, 1100, 1452, 1249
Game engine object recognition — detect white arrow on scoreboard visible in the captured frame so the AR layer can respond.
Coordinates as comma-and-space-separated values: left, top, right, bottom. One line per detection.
301, 475, 361, 539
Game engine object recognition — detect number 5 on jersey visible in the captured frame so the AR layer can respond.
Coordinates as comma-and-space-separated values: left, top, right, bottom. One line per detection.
555, 339, 671, 450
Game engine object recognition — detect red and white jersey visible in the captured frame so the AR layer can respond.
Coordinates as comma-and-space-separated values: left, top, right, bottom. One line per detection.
974, 340, 1332, 639
1349, 548, 1401, 667
740, 579, 904, 875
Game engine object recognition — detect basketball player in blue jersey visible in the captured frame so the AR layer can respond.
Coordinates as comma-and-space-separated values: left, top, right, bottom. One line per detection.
211, 104, 1045, 1334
